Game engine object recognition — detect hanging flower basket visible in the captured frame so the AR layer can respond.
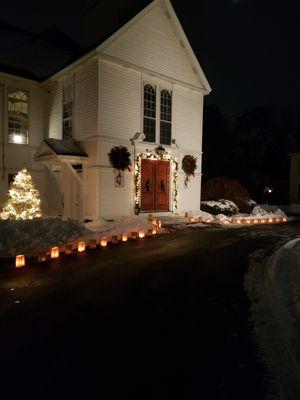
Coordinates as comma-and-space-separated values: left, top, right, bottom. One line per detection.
182, 155, 197, 187
108, 146, 132, 171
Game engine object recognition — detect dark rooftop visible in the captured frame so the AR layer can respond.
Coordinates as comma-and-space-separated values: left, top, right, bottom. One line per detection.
0, 0, 151, 82
45, 139, 88, 157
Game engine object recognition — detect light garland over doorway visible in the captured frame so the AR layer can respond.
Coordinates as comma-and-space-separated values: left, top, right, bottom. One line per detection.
134, 153, 178, 214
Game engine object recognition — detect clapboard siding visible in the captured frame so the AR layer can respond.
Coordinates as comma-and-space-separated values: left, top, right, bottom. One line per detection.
178, 172, 201, 212
99, 168, 133, 218
74, 60, 98, 138
45, 82, 62, 139
102, 4, 201, 88
173, 85, 203, 157
85, 167, 99, 218
29, 86, 45, 146
99, 61, 141, 140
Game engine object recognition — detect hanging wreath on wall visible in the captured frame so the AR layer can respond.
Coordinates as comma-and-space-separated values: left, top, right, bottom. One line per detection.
108, 146, 132, 171
182, 155, 197, 187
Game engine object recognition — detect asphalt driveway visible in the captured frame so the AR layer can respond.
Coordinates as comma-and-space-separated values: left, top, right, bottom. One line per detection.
1, 221, 299, 399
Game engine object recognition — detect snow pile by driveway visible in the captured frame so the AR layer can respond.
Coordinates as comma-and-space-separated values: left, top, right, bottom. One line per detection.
160, 210, 214, 226
245, 239, 300, 399
0, 215, 152, 259
251, 205, 287, 219
0, 218, 88, 258
85, 215, 149, 235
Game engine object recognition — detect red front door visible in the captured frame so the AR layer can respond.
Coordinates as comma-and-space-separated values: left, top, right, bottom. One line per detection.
141, 159, 170, 212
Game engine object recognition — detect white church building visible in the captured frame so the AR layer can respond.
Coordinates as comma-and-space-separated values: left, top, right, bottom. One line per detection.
0, 0, 211, 220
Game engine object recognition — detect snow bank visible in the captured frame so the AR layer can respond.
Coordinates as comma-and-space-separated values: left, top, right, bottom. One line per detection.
251, 205, 287, 219
187, 210, 214, 220
245, 239, 300, 398
0, 218, 88, 258
85, 215, 149, 236
0, 215, 153, 259
158, 210, 214, 226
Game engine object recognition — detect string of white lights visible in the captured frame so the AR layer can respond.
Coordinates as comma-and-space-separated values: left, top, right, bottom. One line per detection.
134, 153, 178, 214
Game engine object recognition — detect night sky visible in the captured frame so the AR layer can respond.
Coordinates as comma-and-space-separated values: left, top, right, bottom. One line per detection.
1, 0, 300, 117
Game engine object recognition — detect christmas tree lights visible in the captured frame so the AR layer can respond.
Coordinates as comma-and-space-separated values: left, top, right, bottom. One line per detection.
1, 168, 42, 220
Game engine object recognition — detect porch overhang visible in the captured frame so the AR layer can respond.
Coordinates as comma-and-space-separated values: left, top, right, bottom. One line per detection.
33, 138, 88, 164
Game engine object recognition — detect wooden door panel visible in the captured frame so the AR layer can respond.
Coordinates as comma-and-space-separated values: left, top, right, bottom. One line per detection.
141, 159, 155, 211
155, 161, 170, 211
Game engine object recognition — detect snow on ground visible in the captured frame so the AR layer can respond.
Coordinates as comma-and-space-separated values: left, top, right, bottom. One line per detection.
201, 199, 239, 215
245, 238, 300, 399
0, 218, 89, 258
85, 215, 149, 236
0, 204, 289, 259
251, 205, 287, 219
0, 215, 153, 259
159, 210, 214, 226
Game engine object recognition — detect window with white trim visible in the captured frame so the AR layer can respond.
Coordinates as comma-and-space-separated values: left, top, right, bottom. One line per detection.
143, 84, 156, 143
62, 76, 74, 140
143, 83, 172, 145
8, 89, 29, 145
160, 89, 172, 145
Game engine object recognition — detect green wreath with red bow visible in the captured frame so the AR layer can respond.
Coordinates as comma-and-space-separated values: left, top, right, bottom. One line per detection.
108, 146, 132, 171
182, 155, 197, 187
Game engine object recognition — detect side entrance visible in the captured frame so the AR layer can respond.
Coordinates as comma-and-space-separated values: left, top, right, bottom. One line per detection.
141, 159, 170, 212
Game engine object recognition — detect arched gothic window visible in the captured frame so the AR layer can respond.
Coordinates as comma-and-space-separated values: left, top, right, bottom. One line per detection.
143, 84, 156, 143
160, 89, 172, 145
8, 90, 29, 145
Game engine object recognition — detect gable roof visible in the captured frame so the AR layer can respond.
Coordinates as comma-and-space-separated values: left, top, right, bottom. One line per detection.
97, 0, 211, 93
0, 0, 210, 93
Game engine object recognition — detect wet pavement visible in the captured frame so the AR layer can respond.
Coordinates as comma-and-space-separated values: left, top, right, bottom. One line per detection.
0, 221, 299, 399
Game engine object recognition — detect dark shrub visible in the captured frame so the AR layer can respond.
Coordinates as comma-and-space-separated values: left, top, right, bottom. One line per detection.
202, 177, 253, 212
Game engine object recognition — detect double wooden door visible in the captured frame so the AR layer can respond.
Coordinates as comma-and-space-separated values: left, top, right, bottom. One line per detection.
141, 159, 170, 212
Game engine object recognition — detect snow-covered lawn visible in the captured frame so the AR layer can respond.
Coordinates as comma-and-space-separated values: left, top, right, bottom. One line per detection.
245, 238, 300, 399
0, 218, 89, 258
0, 204, 288, 259
0, 215, 153, 259
85, 215, 149, 235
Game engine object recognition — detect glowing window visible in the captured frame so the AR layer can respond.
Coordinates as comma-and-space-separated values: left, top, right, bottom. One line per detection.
8, 90, 29, 145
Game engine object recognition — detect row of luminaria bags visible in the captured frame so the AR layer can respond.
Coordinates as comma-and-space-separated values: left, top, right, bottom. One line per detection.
15, 219, 162, 268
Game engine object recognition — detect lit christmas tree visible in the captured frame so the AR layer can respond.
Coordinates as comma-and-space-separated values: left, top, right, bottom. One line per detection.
1, 168, 42, 220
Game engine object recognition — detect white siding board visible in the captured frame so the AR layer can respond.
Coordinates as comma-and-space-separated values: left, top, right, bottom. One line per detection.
99, 61, 141, 140
99, 168, 133, 218
178, 172, 201, 212
85, 167, 99, 218
173, 85, 203, 157
102, 4, 201, 87
29, 86, 45, 146
74, 60, 98, 138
